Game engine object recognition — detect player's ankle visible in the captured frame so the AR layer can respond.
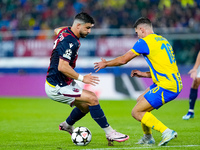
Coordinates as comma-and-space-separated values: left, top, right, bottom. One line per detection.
103, 126, 114, 135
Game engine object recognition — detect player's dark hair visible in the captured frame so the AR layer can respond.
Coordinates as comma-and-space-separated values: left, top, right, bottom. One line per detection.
75, 12, 95, 24
133, 17, 152, 28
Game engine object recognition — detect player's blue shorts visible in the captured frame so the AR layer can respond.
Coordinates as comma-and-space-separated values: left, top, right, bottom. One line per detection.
144, 83, 180, 109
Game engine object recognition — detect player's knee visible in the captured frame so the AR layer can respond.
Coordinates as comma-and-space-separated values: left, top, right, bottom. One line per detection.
136, 96, 142, 103
131, 108, 137, 119
78, 103, 90, 114
131, 108, 142, 121
192, 79, 200, 88
88, 92, 99, 106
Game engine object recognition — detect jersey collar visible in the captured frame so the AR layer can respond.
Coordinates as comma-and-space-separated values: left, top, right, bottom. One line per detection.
67, 27, 79, 40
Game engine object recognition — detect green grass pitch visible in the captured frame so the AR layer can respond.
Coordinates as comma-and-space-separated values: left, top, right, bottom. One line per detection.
0, 97, 200, 150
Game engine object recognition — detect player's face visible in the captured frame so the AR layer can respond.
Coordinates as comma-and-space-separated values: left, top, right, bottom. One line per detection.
79, 23, 94, 38
135, 25, 145, 39
135, 27, 143, 39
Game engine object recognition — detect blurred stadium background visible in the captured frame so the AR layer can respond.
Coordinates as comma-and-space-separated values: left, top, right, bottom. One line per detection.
0, 0, 200, 99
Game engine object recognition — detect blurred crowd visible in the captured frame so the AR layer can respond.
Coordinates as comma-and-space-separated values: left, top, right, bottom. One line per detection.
0, 0, 200, 32
0, 0, 200, 65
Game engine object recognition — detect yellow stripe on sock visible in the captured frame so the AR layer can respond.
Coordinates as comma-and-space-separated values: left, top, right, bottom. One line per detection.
141, 112, 168, 133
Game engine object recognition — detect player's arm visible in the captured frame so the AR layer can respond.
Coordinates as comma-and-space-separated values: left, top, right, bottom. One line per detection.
188, 51, 200, 80
54, 26, 69, 35
131, 70, 151, 78
94, 50, 137, 72
58, 58, 99, 86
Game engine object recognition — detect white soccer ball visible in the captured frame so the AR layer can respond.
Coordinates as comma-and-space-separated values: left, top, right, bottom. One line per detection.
71, 126, 92, 146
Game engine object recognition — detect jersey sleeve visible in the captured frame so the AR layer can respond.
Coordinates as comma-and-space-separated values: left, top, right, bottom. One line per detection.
131, 39, 150, 55
58, 27, 68, 35
57, 35, 78, 61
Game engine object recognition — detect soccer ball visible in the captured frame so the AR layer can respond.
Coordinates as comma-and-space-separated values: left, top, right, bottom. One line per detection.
71, 126, 92, 146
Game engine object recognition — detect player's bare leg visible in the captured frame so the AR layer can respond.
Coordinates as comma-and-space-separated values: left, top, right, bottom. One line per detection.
132, 92, 177, 146
132, 88, 155, 145
75, 89, 129, 145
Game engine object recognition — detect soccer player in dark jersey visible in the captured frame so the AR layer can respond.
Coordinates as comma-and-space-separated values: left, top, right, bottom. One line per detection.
45, 12, 129, 143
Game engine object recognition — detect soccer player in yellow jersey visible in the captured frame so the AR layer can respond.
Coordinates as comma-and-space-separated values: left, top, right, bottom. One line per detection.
94, 17, 183, 146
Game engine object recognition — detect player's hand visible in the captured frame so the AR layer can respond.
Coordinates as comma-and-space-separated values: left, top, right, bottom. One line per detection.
188, 68, 197, 80
131, 70, 144, 78
83, 73, 100, 86
94, 58, 107, 72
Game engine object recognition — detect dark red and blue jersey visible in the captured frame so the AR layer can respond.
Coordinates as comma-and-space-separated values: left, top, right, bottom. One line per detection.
46, 27, 81, 87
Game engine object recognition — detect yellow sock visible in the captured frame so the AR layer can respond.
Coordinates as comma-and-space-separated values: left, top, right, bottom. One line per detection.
141, 122, 152, 135
141, 112, 168, 133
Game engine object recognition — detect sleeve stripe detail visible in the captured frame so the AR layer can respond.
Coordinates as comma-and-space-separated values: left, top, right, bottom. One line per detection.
131, 49, 140, 55
59, 56, 70, 62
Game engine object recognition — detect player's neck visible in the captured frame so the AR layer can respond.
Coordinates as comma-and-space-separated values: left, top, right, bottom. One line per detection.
71, 26, 80, 38
146, 30, 154, 37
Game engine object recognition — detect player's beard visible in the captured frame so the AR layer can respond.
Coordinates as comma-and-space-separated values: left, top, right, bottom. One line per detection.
80, 31, 88, 38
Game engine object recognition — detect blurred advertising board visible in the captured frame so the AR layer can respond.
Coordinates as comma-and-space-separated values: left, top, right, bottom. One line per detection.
14, 40, 54, 56
14, 39, 97, 57
0, 73, 192, 99
0, 73, 146, 99
12, 37, 138, 57
97, 37, 137, 56
79, 39, 96, 56
0, 41, 14, 57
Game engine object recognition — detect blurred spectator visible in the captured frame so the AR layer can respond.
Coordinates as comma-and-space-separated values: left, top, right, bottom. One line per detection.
0, 0, 200, 32
0, 0, 200, 65
180, 0, 195, 8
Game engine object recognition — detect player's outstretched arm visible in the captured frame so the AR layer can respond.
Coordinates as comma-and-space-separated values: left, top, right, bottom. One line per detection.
83, 73, 100, 86
188, 51, 200, 80
131, 70, 151, 78
94, 50, 137, 72
58, 58, 99, 86
188, 68, 197, 80
94, 57, 107, 72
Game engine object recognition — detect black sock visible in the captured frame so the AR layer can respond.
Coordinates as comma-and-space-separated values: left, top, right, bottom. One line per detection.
189, 88, 198, 110
66, 107, 86, 125
89, 104, 109, 128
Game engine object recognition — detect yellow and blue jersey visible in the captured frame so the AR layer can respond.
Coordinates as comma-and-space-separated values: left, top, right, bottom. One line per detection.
131, 34, 183, 93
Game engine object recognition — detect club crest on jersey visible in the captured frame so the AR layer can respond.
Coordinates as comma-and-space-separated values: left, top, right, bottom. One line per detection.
72, 88, 79, 92
63, 49, 72, 60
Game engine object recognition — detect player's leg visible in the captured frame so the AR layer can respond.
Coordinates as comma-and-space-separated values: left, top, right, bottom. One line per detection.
136, 121, 155, 145
132, 85, 179, 146
132, 96, 176, 146
183, 77, 200, 120
135, 88, 155, 145
45, 81, 87, 135
45, 80, 129, 142
59, 102, 88, 135
56, 83, 111, 137
74, 89, 129, 142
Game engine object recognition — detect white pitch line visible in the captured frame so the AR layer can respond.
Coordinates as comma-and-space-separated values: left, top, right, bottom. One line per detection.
83, 145, 200, 150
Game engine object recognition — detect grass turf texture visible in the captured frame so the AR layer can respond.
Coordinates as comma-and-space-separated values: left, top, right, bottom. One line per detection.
0, 98, 200, 150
